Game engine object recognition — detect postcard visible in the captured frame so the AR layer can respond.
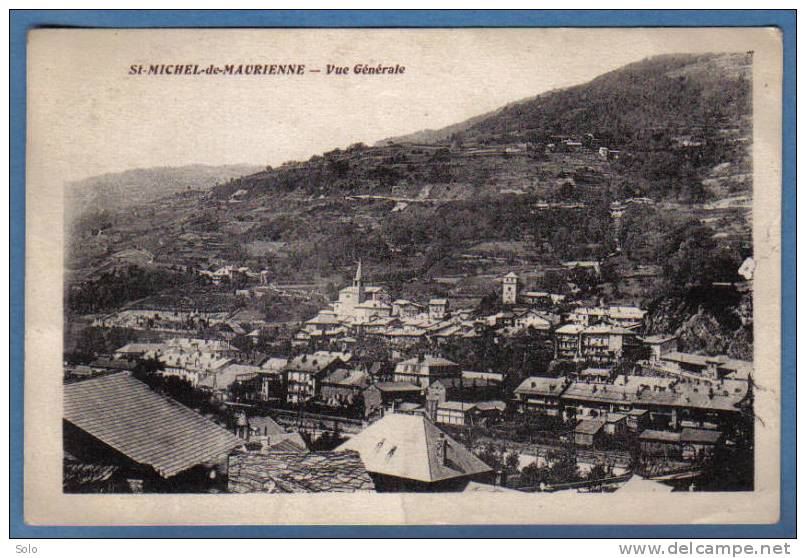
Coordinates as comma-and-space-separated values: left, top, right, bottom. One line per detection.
24, 27, 782, 525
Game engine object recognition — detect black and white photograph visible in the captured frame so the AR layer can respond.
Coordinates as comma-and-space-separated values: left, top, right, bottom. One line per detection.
21, 26, 784, 526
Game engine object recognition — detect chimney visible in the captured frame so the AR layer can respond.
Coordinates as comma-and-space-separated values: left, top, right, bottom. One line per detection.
436, 433, 448, 466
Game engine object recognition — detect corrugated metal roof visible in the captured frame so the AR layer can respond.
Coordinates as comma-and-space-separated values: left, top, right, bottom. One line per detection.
64, 372, 241, 478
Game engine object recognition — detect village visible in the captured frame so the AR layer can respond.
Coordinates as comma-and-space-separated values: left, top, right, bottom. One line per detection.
59, 51, 758, 497
64, 257, 754, 495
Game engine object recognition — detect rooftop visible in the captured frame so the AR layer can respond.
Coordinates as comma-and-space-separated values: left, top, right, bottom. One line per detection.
639, 429, 682, 443
261, 357, 289, 372
562, 375, 748, 412
575, 419, 605, 435
514, 376, 568, 396
431, 376, 499, 389
438, 401, 477, 412
640, 334, 678, 344
227, 450, 374, 493
64, 373, 241, 478
286, 353, 343, 373
322, 367, 370, 387
583, 324, 637, 335
371, 381, 423, 393
198, 363, 261, 390
337, 414, 492, 483
397, 356, 459, 368
680, 427, 722, 444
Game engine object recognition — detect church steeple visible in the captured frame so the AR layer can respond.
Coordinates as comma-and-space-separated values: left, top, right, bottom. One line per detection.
352, 260, 365, 304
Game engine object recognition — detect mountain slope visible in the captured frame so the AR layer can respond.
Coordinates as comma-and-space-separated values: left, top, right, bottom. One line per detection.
213, 52, 751, 204
66, 164, 263, 220
384, 52, 752, 145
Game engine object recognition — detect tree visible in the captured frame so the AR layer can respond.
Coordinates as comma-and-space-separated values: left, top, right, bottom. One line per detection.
504, 451, 521, 472
587, 463, 607, 482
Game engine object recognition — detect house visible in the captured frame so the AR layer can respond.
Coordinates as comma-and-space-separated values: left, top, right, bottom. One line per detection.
353, 299, 394, 322
569, 307, 608, 326
311, 350, 353, 364
158, 350, 233, 387
513, 376, 569, 417
580, 325, 638, 365
425, 376, 501, 405
627, 408, 650, 432
227, 450, 374, 493
640, 335, 679, 363
521, 291, 567, 306
383, 327, 427, 347
561, 375, 750, 430
392, 355, 461, 388
337, 413, 494, 491
232, 414, 307, 452
197, 363, 262, 395
604, 412, 628, 436
655, 352, 753, 382
362, 382, 423, 419
574, 419, 605, 447
391, 299, 425, 318
304, 311, 342, 332
510, 308, 560, 334
284, 353, 345, 405
638, 430, 683, 459
252, 369, 286, 403
680, 427, 722, 461
428, 298, 449, 320
292, 330, 312, 347
575, 367, 615, 383
605, 306, 646, 329
555, 323, 584, 360
366, 360, 396, 382
570, 305, 645, 329
434, 400, 506, 427
319, 367, 370, 408
434, 401, 477, 426
63, 373, 242, 492
262, 357, 289, 372
462, 370, 505, 383
486, 310, 517, 329
113, 342, 164, 360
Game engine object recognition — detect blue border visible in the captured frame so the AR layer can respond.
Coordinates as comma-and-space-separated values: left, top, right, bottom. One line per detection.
9, 9, 796, 538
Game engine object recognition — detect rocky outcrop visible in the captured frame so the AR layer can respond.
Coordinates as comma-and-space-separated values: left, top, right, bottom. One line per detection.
646, 292, 753, 359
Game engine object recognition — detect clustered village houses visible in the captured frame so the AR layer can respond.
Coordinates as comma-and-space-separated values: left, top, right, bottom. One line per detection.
65, 262, 753, 494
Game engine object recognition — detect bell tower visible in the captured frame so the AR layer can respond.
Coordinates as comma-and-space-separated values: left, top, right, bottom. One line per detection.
502, 272, 519, 305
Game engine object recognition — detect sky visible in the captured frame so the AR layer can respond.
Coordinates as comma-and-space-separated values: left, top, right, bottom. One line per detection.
26, 28, 776, 184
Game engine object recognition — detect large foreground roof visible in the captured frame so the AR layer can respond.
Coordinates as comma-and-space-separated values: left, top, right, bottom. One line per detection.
64, 372, 241, 478
337, 413, 491, 483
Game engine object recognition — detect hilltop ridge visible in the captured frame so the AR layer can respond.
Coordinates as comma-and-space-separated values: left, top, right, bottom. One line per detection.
209, 52, 751, 204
